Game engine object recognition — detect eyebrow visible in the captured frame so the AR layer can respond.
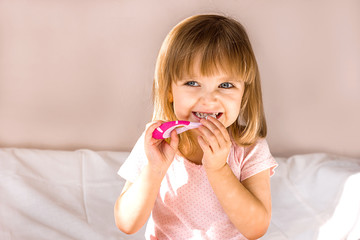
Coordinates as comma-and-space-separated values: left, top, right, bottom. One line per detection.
178, 75, 242, 82
218, 76, 241, 82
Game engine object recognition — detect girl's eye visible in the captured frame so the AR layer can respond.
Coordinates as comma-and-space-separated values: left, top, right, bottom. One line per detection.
219, 82, 234, 88
185, 81, 199, 87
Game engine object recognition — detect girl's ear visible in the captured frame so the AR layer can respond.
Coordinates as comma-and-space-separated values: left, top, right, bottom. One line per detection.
168, 92, 173, 103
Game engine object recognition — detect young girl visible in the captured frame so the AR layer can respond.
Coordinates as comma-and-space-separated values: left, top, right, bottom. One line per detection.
114, 14, 277, 240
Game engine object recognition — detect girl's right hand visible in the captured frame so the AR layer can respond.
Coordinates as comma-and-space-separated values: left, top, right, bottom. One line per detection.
144, 121, 179, 176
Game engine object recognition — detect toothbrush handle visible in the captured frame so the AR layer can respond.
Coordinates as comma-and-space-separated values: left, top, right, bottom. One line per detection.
152, 121, 202, 139
176, 122, 202, 134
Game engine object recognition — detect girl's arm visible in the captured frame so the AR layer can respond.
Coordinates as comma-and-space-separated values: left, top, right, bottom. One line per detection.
114, 165, 165, 234
205, 167, 271, 240
114, 122, 179, 234
197, 117, 272, 239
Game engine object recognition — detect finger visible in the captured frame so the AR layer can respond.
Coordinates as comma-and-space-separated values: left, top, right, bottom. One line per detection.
197, 135, 213, 153
207, 116, 230, 142
145, 121, 163, 142
161, 129, 179, 163
169, 128, 179, 151
199, 118, 225, 148
197, 124, 220, 151
204, 116, 231, 143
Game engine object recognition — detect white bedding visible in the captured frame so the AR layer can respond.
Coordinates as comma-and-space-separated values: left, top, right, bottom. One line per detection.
0, 148, 359, 240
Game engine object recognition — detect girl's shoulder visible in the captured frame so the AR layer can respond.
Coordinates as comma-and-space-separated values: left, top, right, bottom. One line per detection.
231, 137, 270, 158
229, 137, 277, 181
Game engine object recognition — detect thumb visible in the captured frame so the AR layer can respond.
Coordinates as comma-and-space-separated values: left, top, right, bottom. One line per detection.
162, 129, 179, 163
169, 129, 179, 152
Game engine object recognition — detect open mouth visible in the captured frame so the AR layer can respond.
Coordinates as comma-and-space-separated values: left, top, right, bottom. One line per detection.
193, 112, 223, 120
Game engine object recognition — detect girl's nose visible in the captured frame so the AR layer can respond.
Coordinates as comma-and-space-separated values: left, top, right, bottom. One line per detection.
200, 90, 219, 104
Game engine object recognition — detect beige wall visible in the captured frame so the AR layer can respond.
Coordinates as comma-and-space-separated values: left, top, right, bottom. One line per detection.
0, 0, 359, 158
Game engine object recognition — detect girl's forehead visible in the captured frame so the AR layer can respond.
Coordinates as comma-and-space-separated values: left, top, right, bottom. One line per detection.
175, 63, 243, 82
179, 72, 242, 82
175, 53, 245, 82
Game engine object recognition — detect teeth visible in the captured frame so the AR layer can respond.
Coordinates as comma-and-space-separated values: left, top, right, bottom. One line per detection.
195, 112, 219, 119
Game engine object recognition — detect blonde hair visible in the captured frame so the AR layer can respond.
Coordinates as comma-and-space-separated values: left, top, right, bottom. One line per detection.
152, 14, 267, 154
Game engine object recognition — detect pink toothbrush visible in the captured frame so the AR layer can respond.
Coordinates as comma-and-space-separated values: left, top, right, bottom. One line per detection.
152, 121, 202, 139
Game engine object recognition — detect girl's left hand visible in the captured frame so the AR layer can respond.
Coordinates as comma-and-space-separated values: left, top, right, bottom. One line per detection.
197, 116, 232, 171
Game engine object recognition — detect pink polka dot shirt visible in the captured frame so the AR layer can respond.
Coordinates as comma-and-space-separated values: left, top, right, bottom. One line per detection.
119, 134, 277, 240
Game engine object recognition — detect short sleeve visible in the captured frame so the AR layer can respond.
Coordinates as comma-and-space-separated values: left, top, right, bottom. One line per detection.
240, 138, 278, 182
118, 132, 148, 183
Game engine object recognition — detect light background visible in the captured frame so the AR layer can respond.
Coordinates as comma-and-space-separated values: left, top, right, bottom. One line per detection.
0, 0, 359, 158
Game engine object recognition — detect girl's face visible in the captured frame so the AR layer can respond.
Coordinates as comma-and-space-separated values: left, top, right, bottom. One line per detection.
170, 61, 244, 129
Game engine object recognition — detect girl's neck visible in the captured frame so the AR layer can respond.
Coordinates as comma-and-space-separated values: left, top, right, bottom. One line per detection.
182, 149, 203, 165
179, 136, 203, 165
